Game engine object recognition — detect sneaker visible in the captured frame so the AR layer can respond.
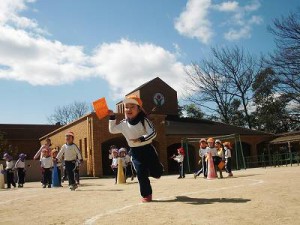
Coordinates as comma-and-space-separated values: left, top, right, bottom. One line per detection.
131, 176, 134, 181
48, 185, 51, 188
42, 185, 46, 188
142, 195, 152, 203
194, 174, 197, 179
178, 176, 182, 179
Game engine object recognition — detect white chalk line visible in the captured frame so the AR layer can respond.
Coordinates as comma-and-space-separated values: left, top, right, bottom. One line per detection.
83, 178, 264, 225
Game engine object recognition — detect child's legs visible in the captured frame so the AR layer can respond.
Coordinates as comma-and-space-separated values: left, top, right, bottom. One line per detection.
112, 168, 117, 183
6, 171, 12, 187
57, 168, 61, 184
47, 169, 52, 185
146, 145, 163, 179
202, 156, 207, 177
65, 161, 76, 185
227, 158, 232, 173
42, 168, 47, 185
132, 158, 152, 197
18, 168, 25, 184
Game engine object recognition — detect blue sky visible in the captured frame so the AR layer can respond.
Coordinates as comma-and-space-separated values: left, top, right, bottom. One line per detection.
0, 0, 299, 124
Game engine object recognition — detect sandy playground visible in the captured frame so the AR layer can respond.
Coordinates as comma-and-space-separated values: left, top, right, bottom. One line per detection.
0, 166, 299, 225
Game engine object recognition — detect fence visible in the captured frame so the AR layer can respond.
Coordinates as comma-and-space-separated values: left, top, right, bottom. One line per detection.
244, 152, 300, 168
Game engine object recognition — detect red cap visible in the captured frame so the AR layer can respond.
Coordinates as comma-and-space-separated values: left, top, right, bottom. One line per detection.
65, 131, 74, 137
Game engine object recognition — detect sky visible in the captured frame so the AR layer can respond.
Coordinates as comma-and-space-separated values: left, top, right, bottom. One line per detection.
0, 0, 299, 124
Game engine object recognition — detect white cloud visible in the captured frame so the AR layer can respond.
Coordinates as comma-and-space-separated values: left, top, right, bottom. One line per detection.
0, 0, 187, 99
214, 1, 239, 12
91, 39, 186, 99
174, 0, 213, 44
224, 26, 251, 41
175, 0, 263, 42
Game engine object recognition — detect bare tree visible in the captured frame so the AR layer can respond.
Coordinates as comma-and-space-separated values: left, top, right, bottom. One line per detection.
268, 10, 300, 106
185, 46, 259, 128
48, 101, 90, 125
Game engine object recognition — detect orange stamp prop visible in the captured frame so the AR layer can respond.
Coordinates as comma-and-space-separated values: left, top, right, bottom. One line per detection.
93, 97, 109, 119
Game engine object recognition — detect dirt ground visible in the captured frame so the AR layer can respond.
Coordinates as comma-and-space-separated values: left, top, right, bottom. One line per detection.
0, 166, 299, 225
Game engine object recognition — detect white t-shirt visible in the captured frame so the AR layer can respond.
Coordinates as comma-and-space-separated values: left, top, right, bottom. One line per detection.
109, 117, 156, 147
41, 157, 53, 169
207, 147, 218, 156
5, 160, 15, 170
199, 147, 207, 157
174, 154, 184, 163
225, 147, 232, 159
15, 159, 25, 169
57, 143, 82, 161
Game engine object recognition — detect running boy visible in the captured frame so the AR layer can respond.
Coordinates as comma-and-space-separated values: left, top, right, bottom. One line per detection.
108, 96, 163, 202
56, 131, 83, 190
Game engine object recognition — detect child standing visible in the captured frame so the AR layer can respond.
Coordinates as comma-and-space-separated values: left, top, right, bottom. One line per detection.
194, 138, 208, 179
215, 139, 224, 179
15, 153, 26, 188
206, 138, 220, 178
172, 147, 185, 179
224, 142, 233, 177
40, 149, 53, 188
56, 131, 83, 190
51, 148, 62, 187
110, 149, 119, 184
119, 148, 130, 181
2, 153, 16, 188
109, 96, 163, 202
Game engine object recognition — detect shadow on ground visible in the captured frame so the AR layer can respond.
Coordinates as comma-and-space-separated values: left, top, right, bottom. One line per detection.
154, 196, 251, 205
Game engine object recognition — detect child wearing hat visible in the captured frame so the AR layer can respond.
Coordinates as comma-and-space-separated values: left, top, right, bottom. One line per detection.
2, 153, 16, 188
56, 131, 83, 190
108, 96, 163, 202
15, 153, 27, 188
206, 138, 221, 178
110, 149, 119, 184
40, 149, 53, 188
224, 142, 233, 177
194, 138, 208, 179
171, 147, 185, 179
215, 139, 224, 179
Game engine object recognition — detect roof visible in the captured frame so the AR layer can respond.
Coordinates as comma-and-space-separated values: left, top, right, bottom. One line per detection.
0, 124, 61, 140
126, 77, 175, 96
270, 131, 300, 144
165, 116, 273, 136
39, 112, 93, 140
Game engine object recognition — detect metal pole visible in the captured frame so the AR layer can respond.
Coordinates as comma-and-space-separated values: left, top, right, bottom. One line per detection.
235, 137, 239, 170
185, 141, 191, 173
238, 135, 246, 169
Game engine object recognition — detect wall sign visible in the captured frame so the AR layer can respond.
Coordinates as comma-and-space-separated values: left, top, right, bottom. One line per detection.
153, 93, 165, 106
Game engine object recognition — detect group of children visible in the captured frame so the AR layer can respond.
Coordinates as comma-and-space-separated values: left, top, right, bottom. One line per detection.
1, 153, 27, 188
109, 145, 135, 184
194, 138, 233, 179
1, 131, 82, 190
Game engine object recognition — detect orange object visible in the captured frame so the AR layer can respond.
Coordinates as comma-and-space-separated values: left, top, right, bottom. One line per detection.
93, 97, 109, 119
218, 161, 225, 170
207, 152, 216, 180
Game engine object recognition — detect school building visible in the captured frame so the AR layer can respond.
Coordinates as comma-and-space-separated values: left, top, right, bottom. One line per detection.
39, 77, 274, 177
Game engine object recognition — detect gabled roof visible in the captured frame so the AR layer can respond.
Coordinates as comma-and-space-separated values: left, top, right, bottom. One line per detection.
165, 115, 273, 136
0, 124, 61, 140
126, 77, 175, 96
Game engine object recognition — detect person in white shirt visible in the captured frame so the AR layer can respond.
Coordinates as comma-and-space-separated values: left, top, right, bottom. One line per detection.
40, 149, 53, 188
2, 153, 16, 188
215, 139, 224, 179
108, 96, 163, 203
33, 138, 52, 160
51, 148, 62, 187
56, 131, 83, 190
224, 142, 233, 177
207, 138, 221, 177
172, 147, 185, 179
194, 138, 208, 179
110, 149, 119, 184
15, 153, 26, 188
